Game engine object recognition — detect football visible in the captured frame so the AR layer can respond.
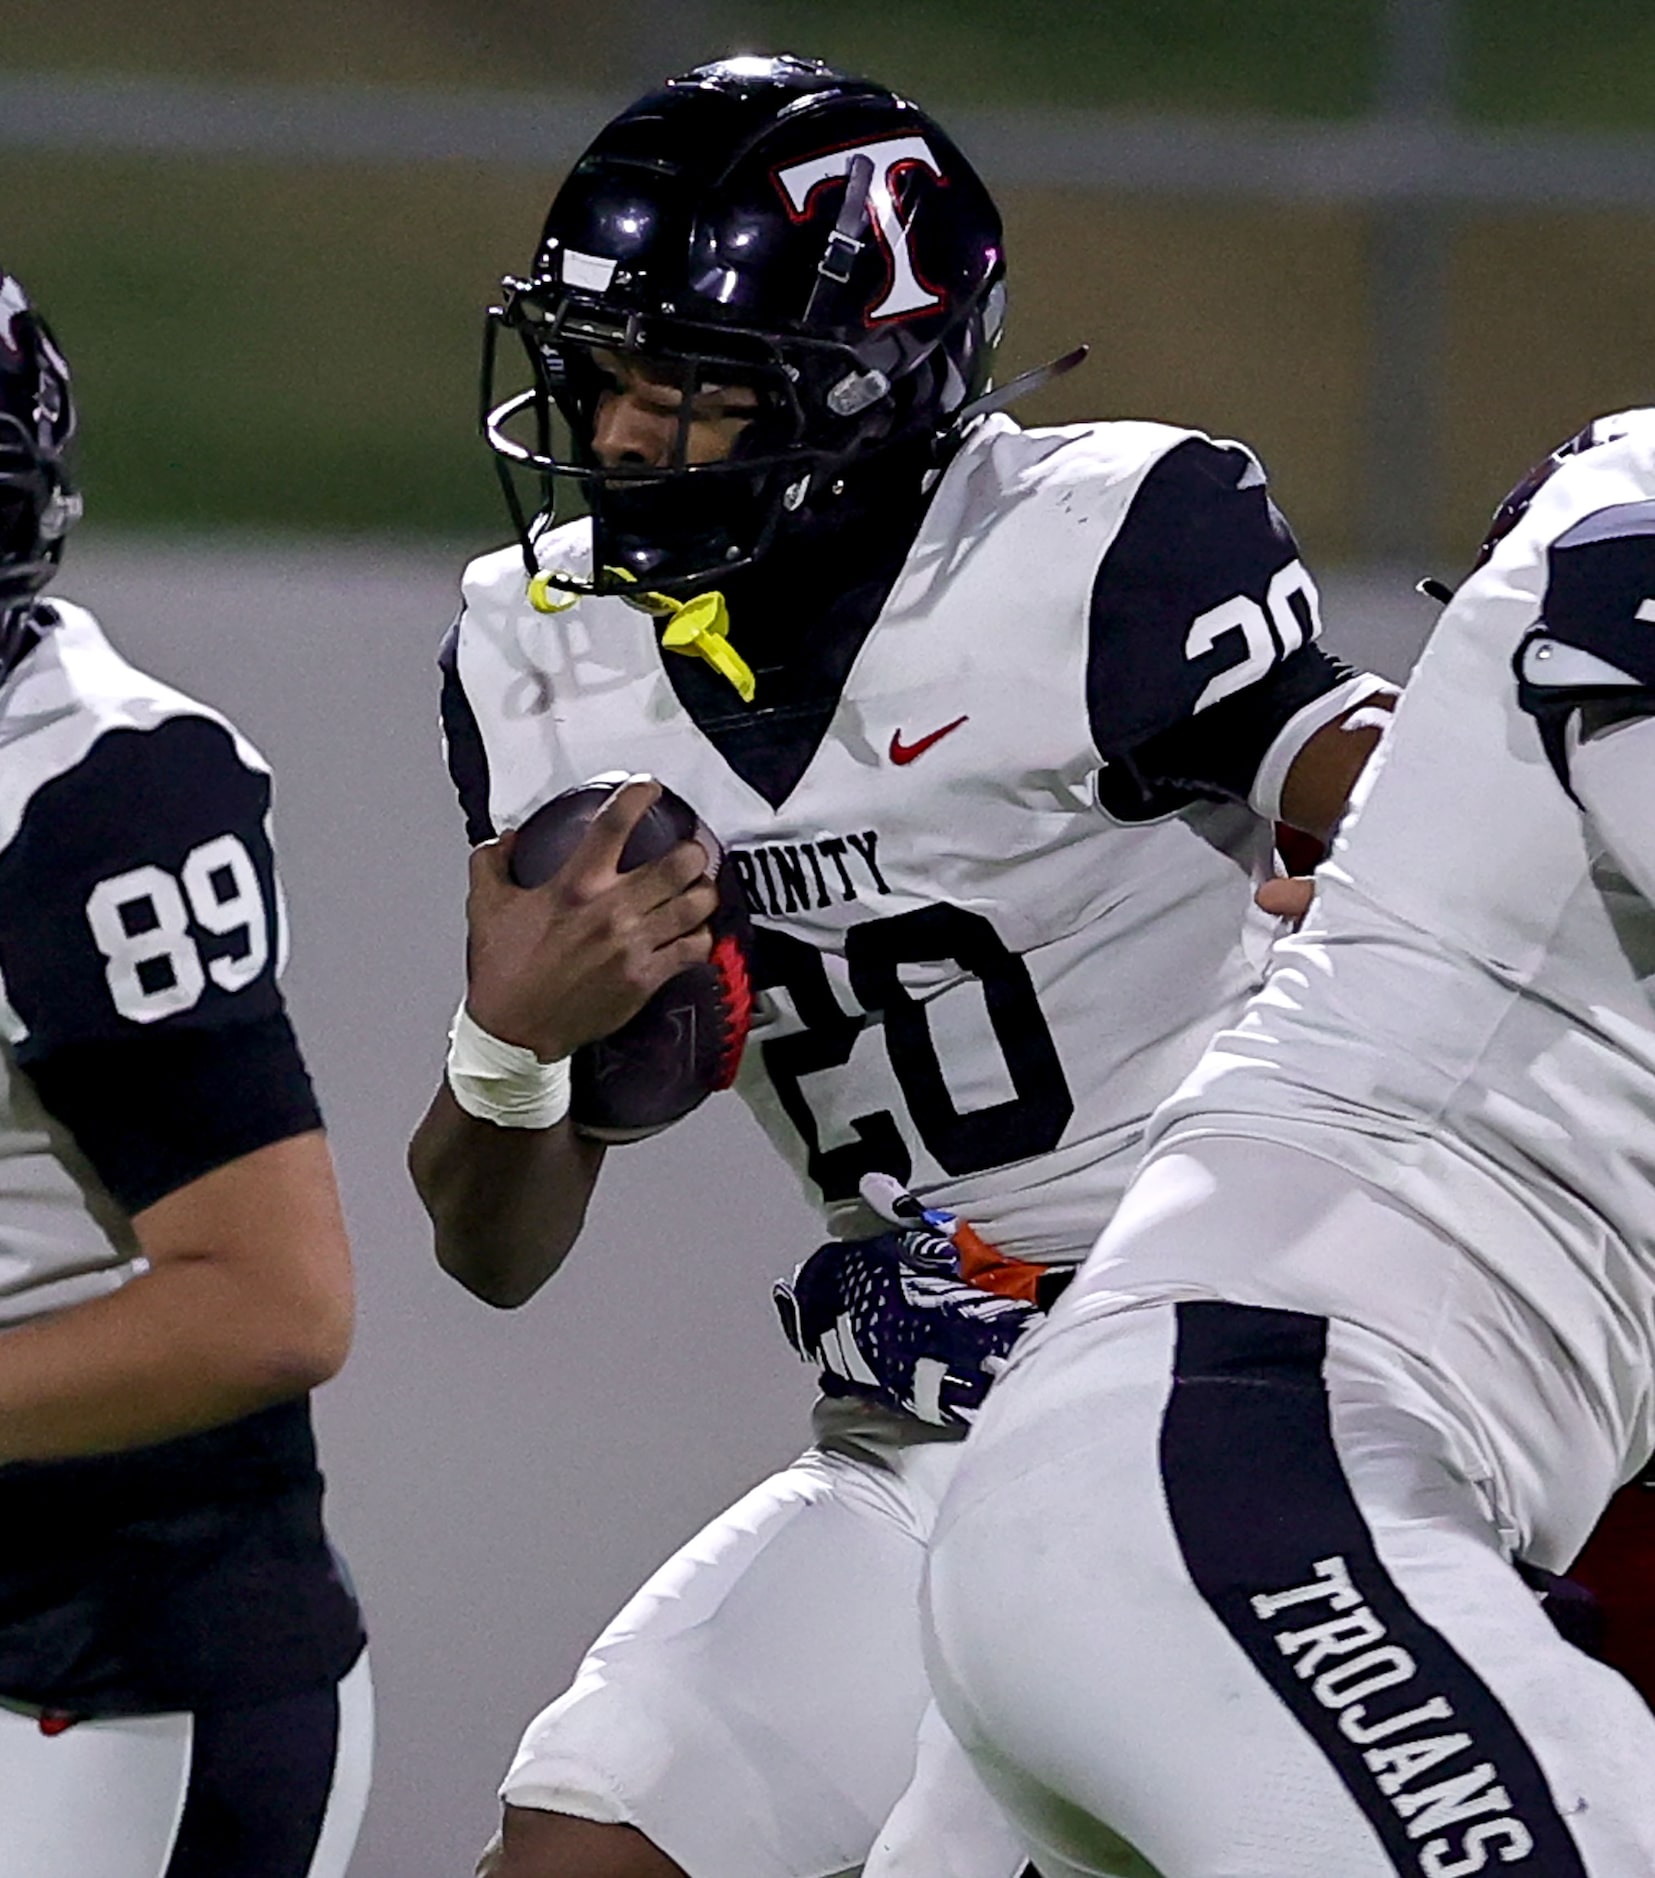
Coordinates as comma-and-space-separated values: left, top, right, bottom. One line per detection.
508, 776, 755, 1142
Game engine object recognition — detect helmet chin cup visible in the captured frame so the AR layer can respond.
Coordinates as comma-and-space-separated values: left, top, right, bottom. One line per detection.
481, 54, 1007, 592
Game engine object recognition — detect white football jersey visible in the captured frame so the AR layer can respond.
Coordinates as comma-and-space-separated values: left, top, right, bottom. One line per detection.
446, 416, 1377, 1262
0, 601, 294, 1323
1115, 425, 1655, 1465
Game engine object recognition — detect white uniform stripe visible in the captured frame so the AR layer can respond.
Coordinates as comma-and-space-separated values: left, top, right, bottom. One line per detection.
303, 1652, 374, 1878
0, 1705, 193, 1878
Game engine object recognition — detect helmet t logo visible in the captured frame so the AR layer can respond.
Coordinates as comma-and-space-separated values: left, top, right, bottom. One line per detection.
775, 137, 946, 323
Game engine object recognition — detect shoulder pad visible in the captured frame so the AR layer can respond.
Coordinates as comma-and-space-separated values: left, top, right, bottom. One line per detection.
1526, 498, 1655, 693
458, 540, 538, 616
0, 711, 284, 1054
0, 602, 266, 856
966, 413, 1209, 505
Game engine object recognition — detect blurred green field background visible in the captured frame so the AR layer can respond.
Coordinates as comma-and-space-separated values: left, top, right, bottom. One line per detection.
3, 0, 1654, 559
20, 0, 1655, 125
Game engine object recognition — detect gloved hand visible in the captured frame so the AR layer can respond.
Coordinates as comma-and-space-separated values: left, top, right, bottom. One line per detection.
773, 1229, 1043, 1428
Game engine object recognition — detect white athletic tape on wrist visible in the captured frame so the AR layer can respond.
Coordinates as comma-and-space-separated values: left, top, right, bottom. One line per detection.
446, 1002, 572, 1130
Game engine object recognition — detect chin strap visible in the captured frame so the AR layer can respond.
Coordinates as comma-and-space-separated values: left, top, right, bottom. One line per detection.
526, 572, 579, 614
525, 569, 756, 703
951, 344, 1090, 431
0, 600, 47, 685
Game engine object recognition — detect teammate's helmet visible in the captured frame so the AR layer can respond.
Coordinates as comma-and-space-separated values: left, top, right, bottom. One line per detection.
0, 270, 79, 617
1474, 411, 1655, 571
483, 54, 1007, 595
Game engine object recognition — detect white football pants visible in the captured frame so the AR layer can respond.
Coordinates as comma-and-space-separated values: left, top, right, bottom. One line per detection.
500, 1435, 1030, 1878
0, 1649, 372, 1878
924, 1266, 1655, 1876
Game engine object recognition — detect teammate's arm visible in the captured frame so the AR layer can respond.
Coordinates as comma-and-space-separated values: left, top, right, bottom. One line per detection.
0, 1130, 350, 1464
408, 781, 717, 1307
1275, 692, 1397, 841
0, 714, 354, 1463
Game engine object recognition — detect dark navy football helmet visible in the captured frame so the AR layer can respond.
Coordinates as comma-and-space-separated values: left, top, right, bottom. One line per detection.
0, 271, 79, 672
483, 54, 1007, 595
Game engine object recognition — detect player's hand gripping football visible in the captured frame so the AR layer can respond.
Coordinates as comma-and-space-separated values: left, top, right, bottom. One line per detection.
463, 778, 718, 1063
773, 1227, 1044, 1429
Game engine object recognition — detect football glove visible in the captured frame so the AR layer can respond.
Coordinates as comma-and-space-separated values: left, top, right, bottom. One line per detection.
773, 1229, 1043, 1428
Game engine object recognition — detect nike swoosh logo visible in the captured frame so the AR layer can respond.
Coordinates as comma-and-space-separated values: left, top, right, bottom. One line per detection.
889, 715, 969, 765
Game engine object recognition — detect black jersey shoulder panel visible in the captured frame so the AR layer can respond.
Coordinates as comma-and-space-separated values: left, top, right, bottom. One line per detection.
1086, 435, 1311, 760
0, 713, 284, 1060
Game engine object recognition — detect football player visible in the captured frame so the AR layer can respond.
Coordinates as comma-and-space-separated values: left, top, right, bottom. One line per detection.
408, 54, 1395, 1878
920, 412, 1655, 1876
0, 273, 370, 1876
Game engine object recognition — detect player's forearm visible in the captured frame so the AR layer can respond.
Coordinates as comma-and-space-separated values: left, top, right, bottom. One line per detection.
0, 1255, 347, 1464
1277, 689, 1399, 842
408, 1081, 606, 1307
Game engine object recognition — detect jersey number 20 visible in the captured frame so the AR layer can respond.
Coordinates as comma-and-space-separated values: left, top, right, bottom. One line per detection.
755, 905, 1074, 1200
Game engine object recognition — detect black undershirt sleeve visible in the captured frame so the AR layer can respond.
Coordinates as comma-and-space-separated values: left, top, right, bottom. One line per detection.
27, 1016, 321, 1217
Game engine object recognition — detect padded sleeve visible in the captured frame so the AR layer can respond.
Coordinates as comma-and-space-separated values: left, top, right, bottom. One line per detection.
1085, 436, 1349, 821
0, 714, 321, 1211
1515, 499, 1655, 798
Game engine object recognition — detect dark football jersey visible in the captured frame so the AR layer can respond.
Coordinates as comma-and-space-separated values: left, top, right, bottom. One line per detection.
0, 600, 361, 1713
0, 600, 321, 1292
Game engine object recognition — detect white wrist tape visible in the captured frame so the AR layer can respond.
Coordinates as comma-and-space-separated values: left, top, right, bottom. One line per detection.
445, 1002, 572, 1130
